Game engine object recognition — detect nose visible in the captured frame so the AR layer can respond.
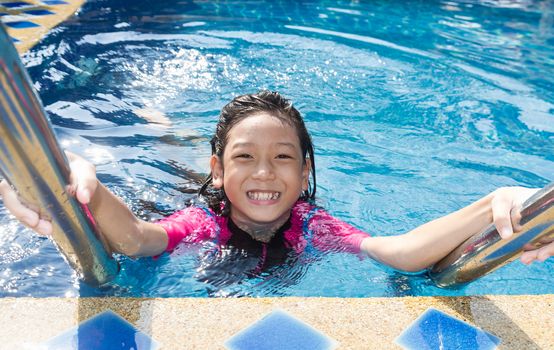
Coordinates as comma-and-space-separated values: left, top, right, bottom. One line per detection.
251, 160, 276, 181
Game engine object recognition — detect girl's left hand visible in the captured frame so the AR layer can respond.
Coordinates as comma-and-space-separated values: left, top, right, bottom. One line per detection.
491, 186, 553, 264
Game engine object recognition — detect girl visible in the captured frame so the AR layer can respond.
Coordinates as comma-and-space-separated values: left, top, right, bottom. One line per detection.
0, 91, 550, 275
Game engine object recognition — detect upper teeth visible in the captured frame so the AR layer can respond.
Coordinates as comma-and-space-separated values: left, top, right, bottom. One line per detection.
248, 191, 280, 200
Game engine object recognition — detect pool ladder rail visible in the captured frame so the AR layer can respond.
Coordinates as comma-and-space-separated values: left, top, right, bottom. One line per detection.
430, 182, 554, 288
0, 23, 118, 286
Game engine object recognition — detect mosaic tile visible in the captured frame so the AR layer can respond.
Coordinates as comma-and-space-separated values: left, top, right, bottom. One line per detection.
23, 9, 55, 16
42, 310, 160, 350
40, 0, 69, 4
395, 308, 500, 350
4, 20, 39, 28
1, 2, 33, 9
225, 309, 338, 350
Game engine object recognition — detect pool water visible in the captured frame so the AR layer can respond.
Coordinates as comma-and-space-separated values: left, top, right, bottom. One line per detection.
0, 0, 552, 297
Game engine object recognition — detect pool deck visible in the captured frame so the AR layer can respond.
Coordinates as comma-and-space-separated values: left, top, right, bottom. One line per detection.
1, 295, 553, 349
0, 0, 85, 53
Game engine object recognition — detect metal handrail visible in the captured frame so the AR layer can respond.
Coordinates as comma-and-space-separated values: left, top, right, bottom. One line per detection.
430, 182, 554, 288
0, 24, 118, 286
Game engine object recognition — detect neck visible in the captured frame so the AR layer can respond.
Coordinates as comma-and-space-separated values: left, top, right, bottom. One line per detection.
230, 211, 290, 243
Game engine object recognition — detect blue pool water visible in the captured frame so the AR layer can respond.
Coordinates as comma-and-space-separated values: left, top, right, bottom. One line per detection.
0, 0, 552, 297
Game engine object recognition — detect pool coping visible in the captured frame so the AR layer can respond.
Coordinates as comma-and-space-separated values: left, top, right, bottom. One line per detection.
1, 295, 552, 349
1, 0, 85, 52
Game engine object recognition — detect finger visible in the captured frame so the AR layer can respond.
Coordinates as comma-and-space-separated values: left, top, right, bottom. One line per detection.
536, 244, 554, 262
35, 219, 53, 236
0, 180, 40, 227
66, 152, 97, 205
520, 240, 554, 264
512, 188, 540, 232
520, 250, 538, 265
491, 194, 514, 239
0, 179, 10, 196
75, 167, 97, 204
510, 205, 523, 232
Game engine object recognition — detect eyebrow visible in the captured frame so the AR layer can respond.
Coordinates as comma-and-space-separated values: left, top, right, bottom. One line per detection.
276, 142, 297, 149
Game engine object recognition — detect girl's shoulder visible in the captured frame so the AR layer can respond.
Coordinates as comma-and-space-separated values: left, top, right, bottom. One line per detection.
291, 200, 338, 224
292, 201, 370, 254
158, 204, 227, 246
291, 200, 369, 237
291, 200, 321, 216
289, 200, 327, 231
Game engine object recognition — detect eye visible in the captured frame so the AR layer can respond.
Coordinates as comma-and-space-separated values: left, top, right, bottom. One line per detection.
235, 153, 253, 159
276, 154, 294, 159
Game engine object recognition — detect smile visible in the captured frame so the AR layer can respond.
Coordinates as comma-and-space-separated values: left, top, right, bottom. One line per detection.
247, 191, 280, 201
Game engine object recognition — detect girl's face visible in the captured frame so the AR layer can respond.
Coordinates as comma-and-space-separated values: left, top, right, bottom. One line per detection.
211, 113, 310, 229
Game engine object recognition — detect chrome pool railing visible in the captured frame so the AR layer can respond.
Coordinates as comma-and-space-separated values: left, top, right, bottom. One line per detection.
430, 182, 554, 288
0, 24, 118, 286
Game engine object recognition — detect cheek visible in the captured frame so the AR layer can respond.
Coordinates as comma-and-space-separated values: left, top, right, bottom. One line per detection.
281, 164, 304, 185
221, 166, 243, 188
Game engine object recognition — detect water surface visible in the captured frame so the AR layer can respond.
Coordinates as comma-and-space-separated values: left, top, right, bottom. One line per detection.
0, 0, 552, 297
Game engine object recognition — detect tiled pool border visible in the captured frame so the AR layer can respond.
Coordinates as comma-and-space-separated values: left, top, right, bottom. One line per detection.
0, 0, 84, 52
1, 295, 552, 349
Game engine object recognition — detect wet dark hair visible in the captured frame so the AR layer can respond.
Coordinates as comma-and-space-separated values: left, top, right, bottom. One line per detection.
198, 90, 317, 215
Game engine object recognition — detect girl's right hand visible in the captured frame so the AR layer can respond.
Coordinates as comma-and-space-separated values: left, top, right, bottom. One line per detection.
0, 151, 98, 236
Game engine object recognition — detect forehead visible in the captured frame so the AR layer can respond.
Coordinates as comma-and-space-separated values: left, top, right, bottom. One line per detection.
227, 112, 301, 146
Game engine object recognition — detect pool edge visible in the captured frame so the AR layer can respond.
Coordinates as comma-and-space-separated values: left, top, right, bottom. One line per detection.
1, 295, 552, 349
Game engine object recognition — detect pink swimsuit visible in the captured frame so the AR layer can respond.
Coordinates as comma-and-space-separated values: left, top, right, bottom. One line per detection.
158, 200, 369, 255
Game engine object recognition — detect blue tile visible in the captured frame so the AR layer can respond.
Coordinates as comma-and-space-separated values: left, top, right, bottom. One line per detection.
225, 309, 338, 350
23, 9, 55, 16
41, 0, 69, 4
4, 20, 40, 29
42, 310, 160, 350
1, 2, 32, 8
396, 308, 501, 350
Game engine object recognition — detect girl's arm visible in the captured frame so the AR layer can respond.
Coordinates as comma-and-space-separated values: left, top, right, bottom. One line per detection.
0, 152, 168, 258
87, 182, 168, 257
360, 187, 540, 272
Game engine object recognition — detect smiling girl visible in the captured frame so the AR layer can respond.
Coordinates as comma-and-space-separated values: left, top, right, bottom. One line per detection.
0, 91, 550, 276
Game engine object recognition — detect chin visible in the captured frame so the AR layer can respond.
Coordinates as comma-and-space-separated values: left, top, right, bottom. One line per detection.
244, 208, 289, 224
248, 214, 283, 224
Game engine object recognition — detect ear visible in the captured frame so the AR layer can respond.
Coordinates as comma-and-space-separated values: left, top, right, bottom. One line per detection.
210, 155, 224, 188
302, 158, 311, 191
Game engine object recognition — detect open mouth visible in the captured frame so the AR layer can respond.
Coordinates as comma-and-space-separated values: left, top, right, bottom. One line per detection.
247, 191, 280, 201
